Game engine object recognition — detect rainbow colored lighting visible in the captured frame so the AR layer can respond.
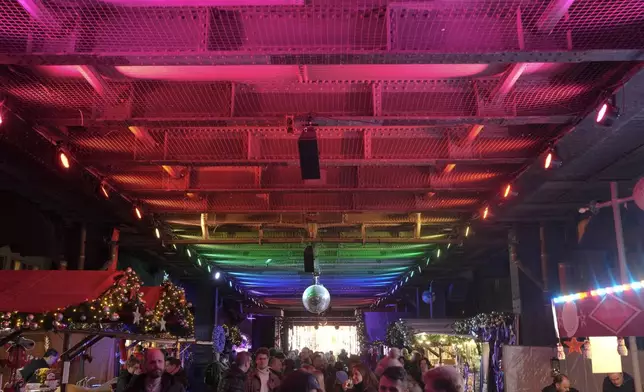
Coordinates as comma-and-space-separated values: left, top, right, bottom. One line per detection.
552, 281, 644, 304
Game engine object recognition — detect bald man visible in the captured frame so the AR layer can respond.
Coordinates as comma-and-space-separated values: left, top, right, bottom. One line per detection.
125, 349, 186, 392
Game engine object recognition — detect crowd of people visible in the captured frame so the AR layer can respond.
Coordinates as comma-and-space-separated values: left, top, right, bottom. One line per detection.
541, 372, 636, 392
213, 346, 462, 392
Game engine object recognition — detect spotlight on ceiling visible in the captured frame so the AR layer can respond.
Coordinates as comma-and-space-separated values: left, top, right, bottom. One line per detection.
482, 206, 489, 220
436, 248, 441, 258
186, 248, 192, 258
503, 184, 518, 199
154, 227, 161, 239
100, 182, 110, 199
596, 102, 619, 126
197, 258, 202, 266
544, 148, 563, 170
134, 206, 143, 220
214, 271, 221, 280
465, 226, 470, 238
58, 149, 71, 169
207, 265, 211, 273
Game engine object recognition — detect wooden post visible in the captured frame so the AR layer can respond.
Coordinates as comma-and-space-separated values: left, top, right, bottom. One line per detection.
61, 333, 71, 392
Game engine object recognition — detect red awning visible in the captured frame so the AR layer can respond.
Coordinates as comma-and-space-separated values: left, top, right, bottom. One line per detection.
140, 286, 162, 309
0, 270, 122, 313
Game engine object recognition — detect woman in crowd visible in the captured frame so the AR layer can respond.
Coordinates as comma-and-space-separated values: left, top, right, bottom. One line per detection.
347, 363, 379, 392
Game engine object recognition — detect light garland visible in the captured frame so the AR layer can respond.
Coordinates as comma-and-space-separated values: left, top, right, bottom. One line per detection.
386, 319, 414, 348
0, 268, 194, 338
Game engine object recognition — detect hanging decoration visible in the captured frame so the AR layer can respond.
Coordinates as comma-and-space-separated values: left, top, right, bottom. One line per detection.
617, 337, 628, 356
452, 312, 515, 392
213, 325, 226, 354
0, 268, 193, 338
223, 324, 242, 346
563, 338, 583, 355
583, 340, 591, 360
556, 343, 566, 360
385, 319, 414, 349
302, 276, 331, 314
355, 310, 368, 351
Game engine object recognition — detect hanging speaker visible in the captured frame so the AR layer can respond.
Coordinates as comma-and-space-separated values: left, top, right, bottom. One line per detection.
298, 128, 321, 180
304, 245, 315, 273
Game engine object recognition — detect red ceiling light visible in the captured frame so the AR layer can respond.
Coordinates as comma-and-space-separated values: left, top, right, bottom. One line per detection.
503, 184, 518, 198
596, 102, 619, 126
100, 182, 110, 199
134, 206, 143, 220
58, 150, 71, 169
544, 148, 563, 170
482, 206, 489, 220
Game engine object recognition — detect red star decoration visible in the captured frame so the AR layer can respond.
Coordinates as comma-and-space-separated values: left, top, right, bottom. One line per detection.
564, 338, 584, 354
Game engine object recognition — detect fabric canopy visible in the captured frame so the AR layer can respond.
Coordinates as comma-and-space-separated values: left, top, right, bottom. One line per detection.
554, 290, 644, 337
0, 270, 121, 313
140, 286, 162, 309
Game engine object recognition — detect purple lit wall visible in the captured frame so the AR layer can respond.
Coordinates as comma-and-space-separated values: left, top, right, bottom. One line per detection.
364, 312, 413, 342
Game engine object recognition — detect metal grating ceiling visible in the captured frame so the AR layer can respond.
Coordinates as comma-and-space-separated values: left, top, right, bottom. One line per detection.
0, 0, 642, 308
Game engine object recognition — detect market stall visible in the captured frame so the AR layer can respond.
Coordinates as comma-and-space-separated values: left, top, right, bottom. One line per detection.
548, 281, 644, 392
0, 268, 194, 392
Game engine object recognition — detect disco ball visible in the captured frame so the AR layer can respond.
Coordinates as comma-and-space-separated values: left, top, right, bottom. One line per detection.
422, 290, 435, 304
302, 283, 331, 314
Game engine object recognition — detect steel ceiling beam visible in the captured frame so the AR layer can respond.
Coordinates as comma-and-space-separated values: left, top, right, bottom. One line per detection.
128, 187, 491, 195
2, 51, 643, 67
169, 237, 455, 244
39, 115, 576, 128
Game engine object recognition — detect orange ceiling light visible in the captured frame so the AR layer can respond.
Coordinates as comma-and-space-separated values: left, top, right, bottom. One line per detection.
58, 150, 71, 169
134, 206, 143, 220
482, 206, 489, 220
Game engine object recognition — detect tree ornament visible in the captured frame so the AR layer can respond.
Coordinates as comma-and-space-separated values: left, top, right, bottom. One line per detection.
56, 313, 64, 321
2, 321, 9, 328
145, 310, 154, 317
302, 277, 331, 314
26, 314, 34, 321
110, 313, 120, 321
126, 267, 132, 273
103, 306, 111, 313
5, 312, 12, 319
187, 302, 193, 308
80, 315, 87, 321
133, 308, 142, 325
29, 322, 38, 330
583, 340, 591, 360
618, 337, 628, 356
159, 319, 167, 331
556, 343, 566, 360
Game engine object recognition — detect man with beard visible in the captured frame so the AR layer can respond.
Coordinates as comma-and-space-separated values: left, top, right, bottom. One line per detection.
125, 349, 185, 392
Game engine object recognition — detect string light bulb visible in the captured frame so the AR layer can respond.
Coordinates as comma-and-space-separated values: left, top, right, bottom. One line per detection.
482, 206, 489, 220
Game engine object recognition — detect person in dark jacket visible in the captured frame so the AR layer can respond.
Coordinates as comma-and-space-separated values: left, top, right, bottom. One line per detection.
125, 349, 185, 392
166, 358, 189, 389
604, 373, 635, 392
116, 356, 142, 392
218, 352, 251, 392
20, 348, 59, 383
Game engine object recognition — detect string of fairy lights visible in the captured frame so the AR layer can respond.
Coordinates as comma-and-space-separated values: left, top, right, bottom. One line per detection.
0, 268, 194, 336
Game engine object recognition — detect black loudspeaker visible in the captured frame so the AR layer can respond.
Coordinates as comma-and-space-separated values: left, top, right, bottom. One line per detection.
304, 245, 315, 273
298, 130, 321, 180
447, 280, 469, 302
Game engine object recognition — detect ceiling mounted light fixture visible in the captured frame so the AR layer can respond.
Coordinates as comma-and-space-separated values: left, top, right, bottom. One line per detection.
482, 206, 489, 220
596, 101, 619, 127
186, 248, 192, 257
58, 148, 71, 169
214, 271, 221, 280
503, 184, 518, 198
465, 226, 470, 238
154, 227, 161, 239
134, 206, 143, 220
544, 148, 563, 170
100, 182, 110, 199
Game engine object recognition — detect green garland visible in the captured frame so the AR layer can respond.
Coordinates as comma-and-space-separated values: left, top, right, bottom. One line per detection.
452, 312, 514, 338
223, 324, 242, 346
386, 319, 414, 348
356, 310, 368, 350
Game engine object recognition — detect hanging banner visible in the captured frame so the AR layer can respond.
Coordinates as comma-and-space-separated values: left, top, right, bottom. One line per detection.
553, 288, 644, 337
